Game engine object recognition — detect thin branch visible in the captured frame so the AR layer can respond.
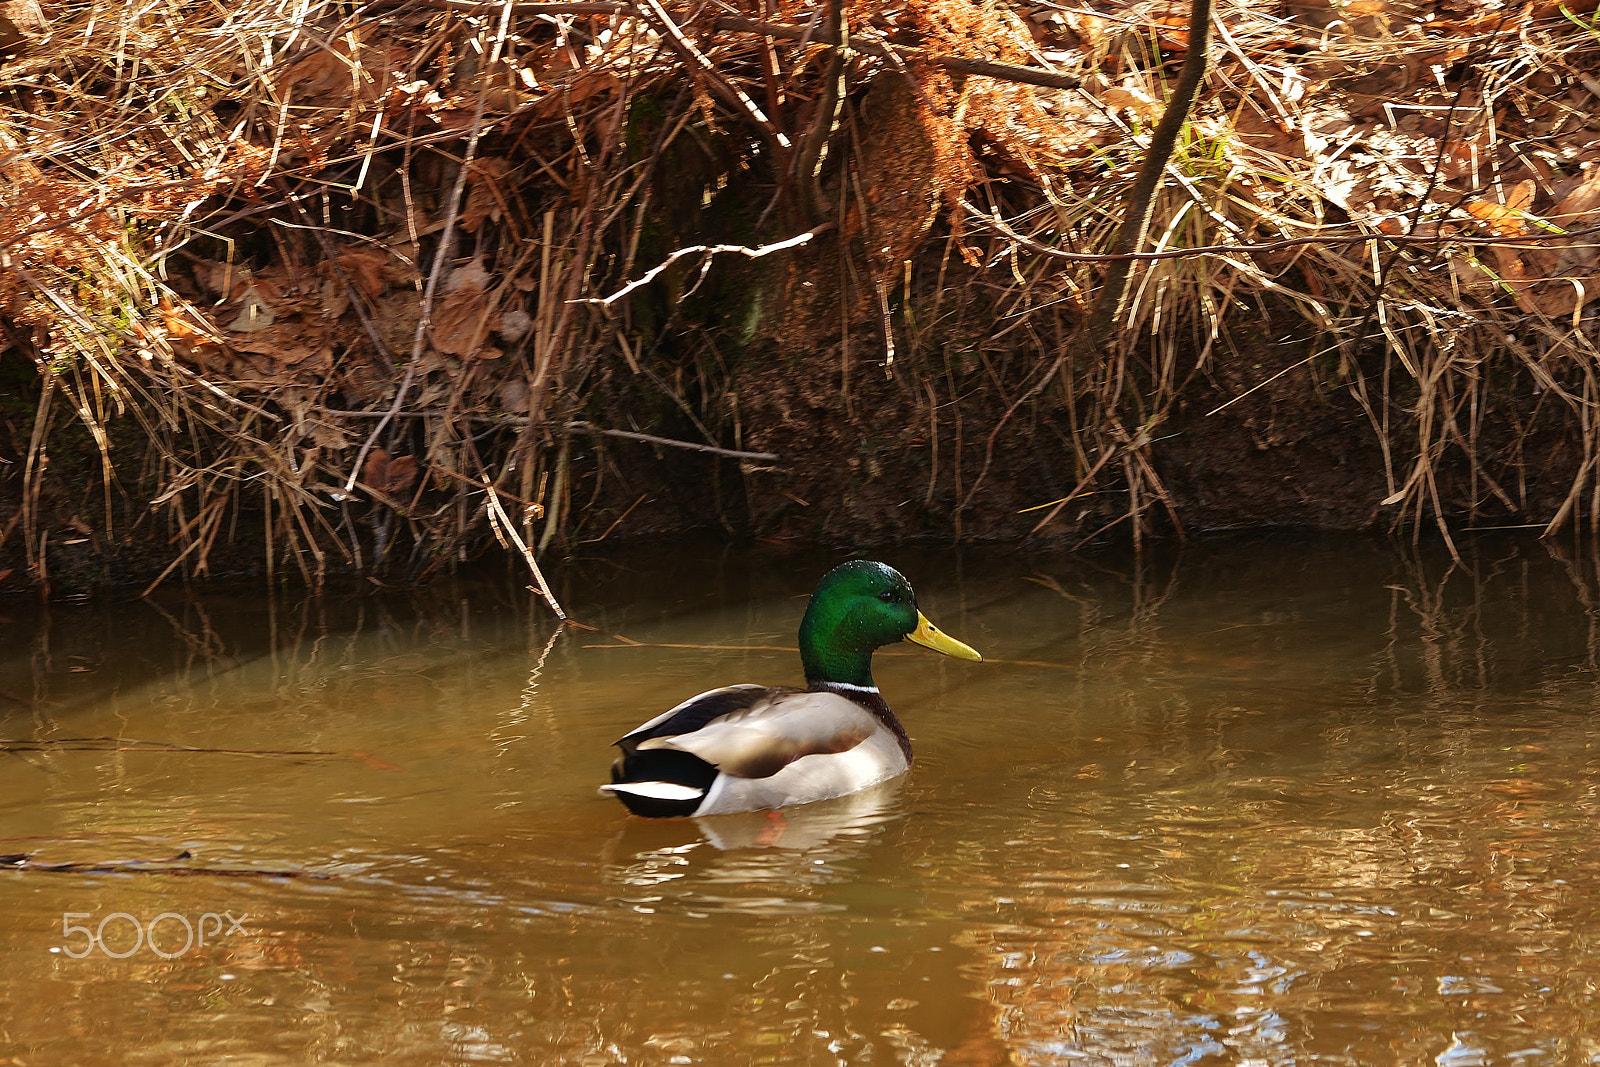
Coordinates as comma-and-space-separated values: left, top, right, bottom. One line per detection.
475, 470, 568, 619
563, 421, 779, 461
319, 409, 781, 461
712, 14, 1085, 91
0, 851, 333, 879
637, 0, 792, 149
0, 736, 348, 758
794, 0, 846, 222
578, 223, 834, 306
961, 201, 1600, 261
1087, 0, 1214, 349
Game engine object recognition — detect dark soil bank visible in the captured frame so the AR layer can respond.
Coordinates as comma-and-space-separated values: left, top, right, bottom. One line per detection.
720, 334, 1573, 546
1, 326, 1582, 595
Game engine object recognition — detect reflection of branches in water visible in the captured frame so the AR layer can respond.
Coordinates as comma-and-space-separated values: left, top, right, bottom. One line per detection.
1380, 538, 1600, 701
1546, 537, 1600, 674
1028, 546, 1183, 648
1027, 554, 1189, 756
948, 725, 1600, 1064
142, 597, 212, 664
580, 641, 1073, 671
0, 580, 553, 720
492, 622, 566, 759
1383, 551, 1473, 697
590, 787, 916, 1058
1, 734, 401, 786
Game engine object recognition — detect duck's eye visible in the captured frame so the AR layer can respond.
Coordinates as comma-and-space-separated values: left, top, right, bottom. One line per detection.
878, 590, 897, 603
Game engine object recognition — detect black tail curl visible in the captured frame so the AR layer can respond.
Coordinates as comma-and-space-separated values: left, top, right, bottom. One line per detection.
609, 748, 719, 818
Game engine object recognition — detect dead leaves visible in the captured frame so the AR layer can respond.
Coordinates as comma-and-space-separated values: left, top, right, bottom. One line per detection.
426, 256, 500, 359
361, 447, 419, 502
156, 302, 225, 362
157, 260, 344, 386
460, 158, 515, 235
281, 31, 406, 111
327, 249, 388, 304
1459, 170, 1600, 320
225, 279, 281, 333
154, 230, 528, 418
1099, 84, 1160, 120
431, 284, 500, 359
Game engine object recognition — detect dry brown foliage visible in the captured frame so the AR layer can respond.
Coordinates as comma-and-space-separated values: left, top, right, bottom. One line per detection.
1, 0, 1599, 589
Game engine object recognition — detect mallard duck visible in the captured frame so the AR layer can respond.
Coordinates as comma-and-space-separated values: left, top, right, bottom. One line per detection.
601, 560, 981, 817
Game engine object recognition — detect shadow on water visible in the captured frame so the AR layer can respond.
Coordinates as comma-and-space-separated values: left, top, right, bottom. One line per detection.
4, 533, 1600, 1063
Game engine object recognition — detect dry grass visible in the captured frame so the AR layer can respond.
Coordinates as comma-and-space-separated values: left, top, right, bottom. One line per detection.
1, 0, 1599, 592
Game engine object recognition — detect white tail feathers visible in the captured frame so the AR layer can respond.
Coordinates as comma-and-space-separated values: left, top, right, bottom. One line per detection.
600, 781, 706, 802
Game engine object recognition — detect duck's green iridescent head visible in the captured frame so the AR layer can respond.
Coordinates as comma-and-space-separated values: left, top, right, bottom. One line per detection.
798, 561, 981, 688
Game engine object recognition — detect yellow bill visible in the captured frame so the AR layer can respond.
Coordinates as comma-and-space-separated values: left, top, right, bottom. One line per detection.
904, 612, 982, 661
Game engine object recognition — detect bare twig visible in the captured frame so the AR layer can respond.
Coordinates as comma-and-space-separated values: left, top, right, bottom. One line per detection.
563, 422, 779, 461
963, 202, 1600, 261
794, 0, 846, 222
319, 409, 780, 460
343, 10, 511, 494
637, 0, 793, 149
0, 851, 334, 879
478, 469, 568, 619
1094, 0, 1210, 349
578, 224, 834, 307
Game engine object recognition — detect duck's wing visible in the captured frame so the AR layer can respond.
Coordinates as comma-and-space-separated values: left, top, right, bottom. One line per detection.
615, 684, 775, 752
631, 688, 881, 779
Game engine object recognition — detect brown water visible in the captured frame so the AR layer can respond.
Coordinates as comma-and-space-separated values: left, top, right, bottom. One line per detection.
3, 535, 1600, 1065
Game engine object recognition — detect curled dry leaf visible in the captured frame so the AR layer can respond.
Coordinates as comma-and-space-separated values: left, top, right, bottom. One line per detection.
1548, 167, 1600, 272
225, 280, 281, 332
378, 233, 422, 286
530, 69, 620, 119
1464, 188, 1534, 307
446, 256, 492, 293
1147, 13, 1191, 50
362, 447, 420, 500
431, 284, 499, 356
158, 302, 224, 355
1518, 170, 1600, 318
308, 421, 353, 450
461, 158, 515, 234
281, 31, 398, 108
330, 249, 390, 303
1100, 85, 1158, 119
319, 281, 350, 321
285, 48, 354, 99
0, 7, 38, 56
318, 248, 390, 318
1464, 198, 1526, 237
1463, 177, 1600, 316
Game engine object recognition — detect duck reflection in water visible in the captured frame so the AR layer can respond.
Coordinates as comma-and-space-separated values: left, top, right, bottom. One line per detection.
603, 780, 906, 909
